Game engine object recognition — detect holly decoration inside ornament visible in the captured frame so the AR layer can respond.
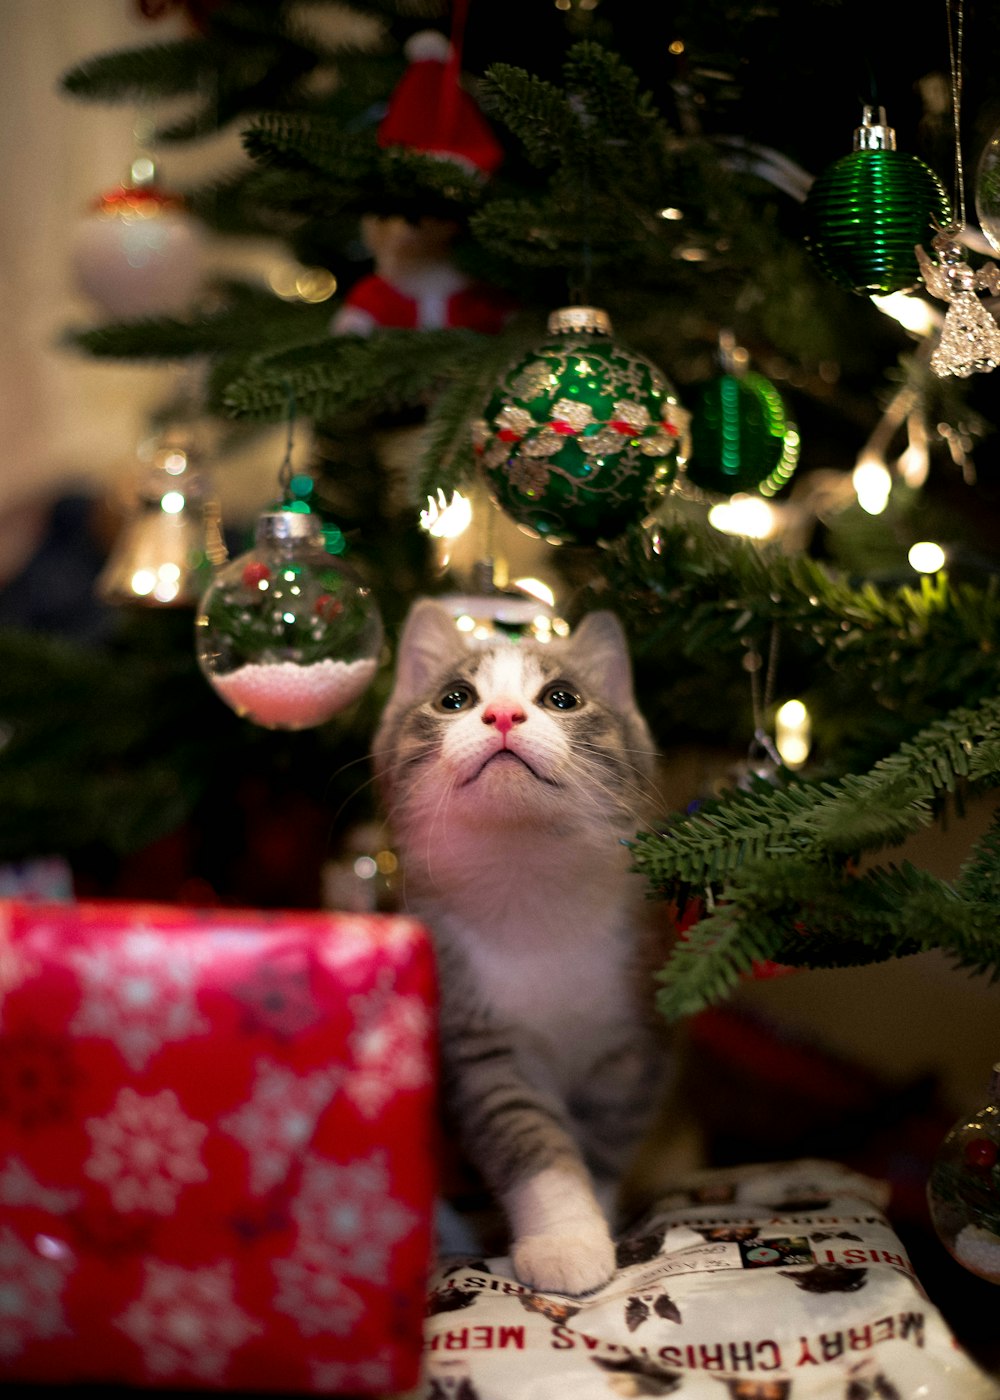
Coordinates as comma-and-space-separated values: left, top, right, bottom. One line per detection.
72, 163, 205, 320
195, 508, 383, 730
927, 1061, 1000, 1284
803, 105, 951, 296
685, 369, 800, 498
473, 307, 689, 545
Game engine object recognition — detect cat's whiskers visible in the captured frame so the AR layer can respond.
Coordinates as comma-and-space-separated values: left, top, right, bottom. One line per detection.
564, 742, 663, 829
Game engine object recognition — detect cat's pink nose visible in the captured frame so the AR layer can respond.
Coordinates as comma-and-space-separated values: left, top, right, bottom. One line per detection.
482, 699, 526, 735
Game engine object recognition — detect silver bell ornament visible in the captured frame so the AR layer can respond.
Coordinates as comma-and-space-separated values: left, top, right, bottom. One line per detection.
195, 508, 383, 730
927, 1061, 1000, 1284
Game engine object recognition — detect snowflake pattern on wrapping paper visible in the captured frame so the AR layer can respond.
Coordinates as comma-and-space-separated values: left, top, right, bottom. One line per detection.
0, 1225, 72, 1360
0, 1155, 80, 1214
220, 1059, 342, 1194
85, 1087, 208, 1214
272, 1244, 365, 1336
315, 914, 423, 988
290, 1149, 418, 1282
115, 1258, 261, 1382
68, 927, 209, 1070
346, 977, 433, 1119
310, 1350, 397, 1393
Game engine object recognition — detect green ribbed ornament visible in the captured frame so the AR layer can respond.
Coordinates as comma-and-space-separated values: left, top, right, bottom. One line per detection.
804, 105, 951, 295
685, 370, 800, 498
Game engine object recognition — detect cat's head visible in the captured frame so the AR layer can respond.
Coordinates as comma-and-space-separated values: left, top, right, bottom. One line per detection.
372, 599, 657, 843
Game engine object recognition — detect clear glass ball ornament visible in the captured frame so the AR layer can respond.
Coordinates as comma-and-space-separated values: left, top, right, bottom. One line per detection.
927, 1061, 1000, 1284
975, 128, 1000, 256
195, 509, 383, 730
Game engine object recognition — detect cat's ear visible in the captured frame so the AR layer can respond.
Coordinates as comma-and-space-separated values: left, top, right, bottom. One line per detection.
567, 611, 636, 711
391, 599, 465, 703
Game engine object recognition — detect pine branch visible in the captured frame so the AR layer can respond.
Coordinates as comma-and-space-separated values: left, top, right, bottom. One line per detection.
956, 810, 1000, 906
602, 517, 1000, 768
654, 855, 1000, 1022
62, 282, 332, 361
243, 113, 487, 218
220, 328, 485, 422
632, 693, 1000, 892
61, 38, 223, 102
476, 64, 580, 169
415, 321, 541, 505
242, 114, 381, 179
655, 897, 789, 1021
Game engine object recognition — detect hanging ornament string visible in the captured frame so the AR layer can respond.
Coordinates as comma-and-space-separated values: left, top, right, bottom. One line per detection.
916, 0, 1000, 378
278, 380, 297, 503
946, 0, 966, 233
442, 0, 470, 135
743, 624, 783, 783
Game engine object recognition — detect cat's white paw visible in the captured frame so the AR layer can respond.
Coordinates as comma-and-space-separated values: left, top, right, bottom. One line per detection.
511, 1222, 616, 1296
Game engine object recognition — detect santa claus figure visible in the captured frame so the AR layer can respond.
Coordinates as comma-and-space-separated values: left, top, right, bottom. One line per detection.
330, 31, 518, 337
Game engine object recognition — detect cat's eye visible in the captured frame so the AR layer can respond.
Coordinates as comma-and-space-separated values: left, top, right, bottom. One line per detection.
540, 684, 581, 711
437, 683, 476, 712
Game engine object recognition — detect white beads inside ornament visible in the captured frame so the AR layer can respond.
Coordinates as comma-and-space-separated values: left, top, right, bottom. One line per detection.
196, 509, 383, 730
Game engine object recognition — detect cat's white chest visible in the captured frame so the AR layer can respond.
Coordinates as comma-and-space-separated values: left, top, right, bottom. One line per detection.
472, 929, 624, 1024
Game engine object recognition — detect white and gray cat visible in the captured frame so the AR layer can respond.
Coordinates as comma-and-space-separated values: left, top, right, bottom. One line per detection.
373, 598, 674, 1296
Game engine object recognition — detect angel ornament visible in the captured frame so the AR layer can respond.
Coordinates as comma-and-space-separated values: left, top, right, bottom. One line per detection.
916, 227, 1000, 378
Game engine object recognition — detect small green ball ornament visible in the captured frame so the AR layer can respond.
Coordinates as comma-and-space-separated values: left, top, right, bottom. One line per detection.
685, 370, 800, 498
472, 306, 689, 545
804, 105, 951, 295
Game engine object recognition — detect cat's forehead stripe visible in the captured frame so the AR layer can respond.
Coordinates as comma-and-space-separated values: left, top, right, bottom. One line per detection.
471, 647, 550, 694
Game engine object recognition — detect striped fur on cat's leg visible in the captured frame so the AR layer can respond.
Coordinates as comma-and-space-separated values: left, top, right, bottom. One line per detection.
442, 1007, 618, 1294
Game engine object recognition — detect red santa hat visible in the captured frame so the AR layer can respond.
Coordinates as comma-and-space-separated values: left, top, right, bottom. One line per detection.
377, 29, 503, 177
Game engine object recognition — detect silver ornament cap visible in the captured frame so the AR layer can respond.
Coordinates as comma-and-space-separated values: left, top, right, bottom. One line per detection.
547, 306, 612, 336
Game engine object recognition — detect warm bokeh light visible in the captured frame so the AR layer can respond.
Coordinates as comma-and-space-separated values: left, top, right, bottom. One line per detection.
852, 456, 892, 515
707, 494, 779, 539
908, 540, 946, 573
871, 291, 940, 336
420, 490, 473, 540
775, 698, 811, 768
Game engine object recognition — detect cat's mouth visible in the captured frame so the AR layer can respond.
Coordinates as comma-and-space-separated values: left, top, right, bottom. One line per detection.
464, 748, 553, 785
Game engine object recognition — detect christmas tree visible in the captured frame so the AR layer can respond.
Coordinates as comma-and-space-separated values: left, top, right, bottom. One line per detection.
6, 0, 1000, 1019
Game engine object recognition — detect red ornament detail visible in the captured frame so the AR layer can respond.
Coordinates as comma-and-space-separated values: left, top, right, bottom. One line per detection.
662, 421, 680, 437
610, 420, 635, 435
963, 1136, 998, 1169
92, 185, 186, 216
315, 594, 344, 621
498, 429, 522, 443
242, 562, 271, 588
549, 420, 576, 436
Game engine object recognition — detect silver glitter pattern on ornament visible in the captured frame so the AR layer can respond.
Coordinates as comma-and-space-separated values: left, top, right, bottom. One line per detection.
916, 228, 1000, 377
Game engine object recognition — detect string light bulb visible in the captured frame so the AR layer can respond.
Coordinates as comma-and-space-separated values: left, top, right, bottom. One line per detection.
852, 455, 893, 515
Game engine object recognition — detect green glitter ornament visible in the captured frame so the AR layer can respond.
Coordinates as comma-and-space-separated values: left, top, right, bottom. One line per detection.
804, 105, 951, 295
685, 369, 800, 498
472, 306, 689, 546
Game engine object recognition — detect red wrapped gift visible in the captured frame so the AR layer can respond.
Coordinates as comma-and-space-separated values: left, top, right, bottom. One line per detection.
0, 899, 439, 1393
